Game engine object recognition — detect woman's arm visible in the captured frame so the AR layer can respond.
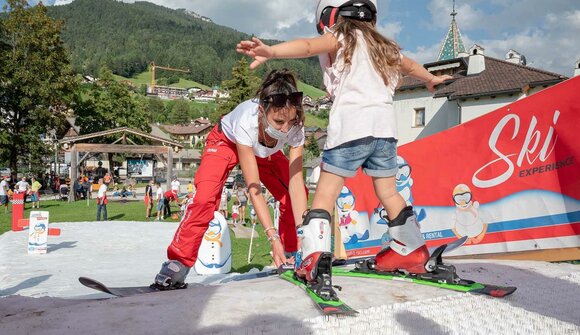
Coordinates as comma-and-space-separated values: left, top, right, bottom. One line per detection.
236, 34, 338, 69
237, 144, 287, 267
400, 55, 452, 92
288, 145, 308, 226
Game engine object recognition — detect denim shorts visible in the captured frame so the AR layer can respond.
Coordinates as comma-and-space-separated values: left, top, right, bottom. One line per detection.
321, 137, 398, 178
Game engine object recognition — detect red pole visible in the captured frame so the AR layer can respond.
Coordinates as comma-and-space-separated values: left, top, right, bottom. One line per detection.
12, 192, 25, 232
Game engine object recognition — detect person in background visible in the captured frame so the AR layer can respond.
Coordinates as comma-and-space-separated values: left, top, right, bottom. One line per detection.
231, 199, 240, 226
249, 202, 257, 226
163, 189, 179, 219
30, 176, 42, 209
96, 178, 108, 221
187, 180, 195, 198
235, 184, 250, 224
219, 186, 230, 222
171, 176, 180, 196
0, 176, 10, 214
144, 180, 154, 219
155, 182, 164, 221
15, 177, 30, 208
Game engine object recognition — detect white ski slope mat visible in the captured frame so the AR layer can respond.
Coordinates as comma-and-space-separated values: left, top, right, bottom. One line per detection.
0, 221, 579, 334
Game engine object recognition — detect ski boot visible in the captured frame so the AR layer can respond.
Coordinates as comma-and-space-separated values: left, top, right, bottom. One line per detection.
294, 209, 339, 301
358, 206, 430, 274
153, 260, 190, 290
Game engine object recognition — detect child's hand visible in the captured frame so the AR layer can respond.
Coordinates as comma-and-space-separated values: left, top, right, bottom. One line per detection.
236, 37, 273, 69
426, 74, 453, 92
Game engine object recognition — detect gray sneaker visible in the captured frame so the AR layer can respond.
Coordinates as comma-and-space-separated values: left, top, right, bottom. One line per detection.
154, 260, 190, 289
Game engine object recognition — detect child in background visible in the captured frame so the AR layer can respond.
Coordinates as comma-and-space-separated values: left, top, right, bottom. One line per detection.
249, 203, 257, 226
231, 200, 240, 226
237, 0, 452, 293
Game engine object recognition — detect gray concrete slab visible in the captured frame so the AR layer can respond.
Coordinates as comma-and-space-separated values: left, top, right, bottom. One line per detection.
1, 221, 579, 334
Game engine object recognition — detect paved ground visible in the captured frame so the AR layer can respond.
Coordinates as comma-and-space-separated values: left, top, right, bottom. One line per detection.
0, 221, 579, 334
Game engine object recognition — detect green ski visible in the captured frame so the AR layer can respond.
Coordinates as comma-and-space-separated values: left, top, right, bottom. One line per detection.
332, 267, 516, 298
278, 270, 358, 316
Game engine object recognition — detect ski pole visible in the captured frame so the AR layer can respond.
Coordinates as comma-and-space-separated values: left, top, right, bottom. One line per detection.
247, 223, 256, 263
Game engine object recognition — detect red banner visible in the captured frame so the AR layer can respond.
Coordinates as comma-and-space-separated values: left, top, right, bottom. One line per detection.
337, 76, 580, 257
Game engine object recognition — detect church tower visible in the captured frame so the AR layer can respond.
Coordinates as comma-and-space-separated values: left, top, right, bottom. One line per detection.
437, 0, 467, 61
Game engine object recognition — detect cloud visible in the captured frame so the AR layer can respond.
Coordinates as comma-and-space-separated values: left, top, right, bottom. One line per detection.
414, 0, 580, 76
377, 21, 402, 39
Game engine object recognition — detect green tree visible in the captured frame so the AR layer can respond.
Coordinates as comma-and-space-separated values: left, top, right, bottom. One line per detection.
304, 133, 321, 161
74, 67, 151, 140
169, 99, 191, 125
147, 97, 167, 123
211, 58, 261, 123
0, 0, 78, 176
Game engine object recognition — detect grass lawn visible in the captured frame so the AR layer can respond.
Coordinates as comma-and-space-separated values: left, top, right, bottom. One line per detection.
297, 81, 326, 99
305, 113, 329, 128
0, 198, 274, 272
113, 71, 211, 91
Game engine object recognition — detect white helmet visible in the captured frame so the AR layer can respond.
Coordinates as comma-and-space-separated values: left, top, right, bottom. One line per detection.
315, 0, 377, 34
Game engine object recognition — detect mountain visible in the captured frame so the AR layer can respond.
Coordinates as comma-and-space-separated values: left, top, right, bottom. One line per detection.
44, 0, 323, 88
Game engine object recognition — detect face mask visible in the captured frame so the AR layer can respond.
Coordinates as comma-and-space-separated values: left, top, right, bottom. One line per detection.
261, 114, 288, 141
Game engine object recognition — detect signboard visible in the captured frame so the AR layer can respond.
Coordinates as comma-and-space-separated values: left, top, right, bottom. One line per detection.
127, 159, 154, 178
337, 76, 580, 258
28, 211, 50, 254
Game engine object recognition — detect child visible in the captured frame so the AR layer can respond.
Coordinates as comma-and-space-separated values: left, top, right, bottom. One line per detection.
249, 203, 257, 226
231, 200, 240, 226
219, 186, 230, 222
237, 0, 452, 292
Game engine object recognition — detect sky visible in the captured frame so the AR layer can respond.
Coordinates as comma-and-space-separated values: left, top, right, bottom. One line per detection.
2, 0, 580, 76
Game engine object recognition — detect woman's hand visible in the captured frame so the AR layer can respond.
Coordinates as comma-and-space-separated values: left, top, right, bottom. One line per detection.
236, 37, 272, 69
270, 238, 288, 268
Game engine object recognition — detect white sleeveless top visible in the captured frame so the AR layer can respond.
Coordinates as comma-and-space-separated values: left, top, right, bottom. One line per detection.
319, 28, 400, 150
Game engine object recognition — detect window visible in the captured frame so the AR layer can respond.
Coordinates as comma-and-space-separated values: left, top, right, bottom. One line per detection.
414, 108, 425, 127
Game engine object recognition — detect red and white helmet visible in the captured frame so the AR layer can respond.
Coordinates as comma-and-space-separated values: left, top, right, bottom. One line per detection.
315, 0, 377, 34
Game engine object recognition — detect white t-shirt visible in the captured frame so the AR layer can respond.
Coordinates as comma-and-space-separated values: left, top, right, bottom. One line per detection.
171, 180, 180, 192
97, 184, 107, 198
0, 180, 8, 196
156, 187, 163, 200
16, 180, 29, 193
221, 99, 305, 158
319, 29, 400, 150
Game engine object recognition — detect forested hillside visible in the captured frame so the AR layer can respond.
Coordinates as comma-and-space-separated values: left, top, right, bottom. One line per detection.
46, 0, 323, 88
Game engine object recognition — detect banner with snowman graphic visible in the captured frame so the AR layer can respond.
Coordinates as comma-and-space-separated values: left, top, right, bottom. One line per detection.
337, 76, 580, 258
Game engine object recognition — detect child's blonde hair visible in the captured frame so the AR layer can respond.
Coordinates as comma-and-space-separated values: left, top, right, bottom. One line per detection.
333, 16, 401, 86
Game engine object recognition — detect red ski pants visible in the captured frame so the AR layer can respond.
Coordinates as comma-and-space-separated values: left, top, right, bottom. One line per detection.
167, 124, 302, 267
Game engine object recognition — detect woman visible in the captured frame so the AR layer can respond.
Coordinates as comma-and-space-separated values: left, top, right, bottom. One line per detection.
154, 69, 308, 289
235, 184, 250, 224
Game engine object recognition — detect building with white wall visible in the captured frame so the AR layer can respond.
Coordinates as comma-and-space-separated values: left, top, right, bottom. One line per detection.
395, 8, 568, 145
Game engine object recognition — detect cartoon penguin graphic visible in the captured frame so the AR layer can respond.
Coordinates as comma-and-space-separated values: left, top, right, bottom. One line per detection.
452, 184, 487, 244
396, 155, 426, 222
336, 186, 369, 244
369, 205, 391, 247
28, 223, 47, 246
194, 211, 232, 274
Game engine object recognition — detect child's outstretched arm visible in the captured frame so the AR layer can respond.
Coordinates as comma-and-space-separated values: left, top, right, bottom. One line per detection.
401, 55, 452, 92
236, 35, 337, 69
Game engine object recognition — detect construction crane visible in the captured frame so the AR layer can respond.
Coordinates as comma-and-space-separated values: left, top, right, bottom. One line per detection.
150, 61, 190, 92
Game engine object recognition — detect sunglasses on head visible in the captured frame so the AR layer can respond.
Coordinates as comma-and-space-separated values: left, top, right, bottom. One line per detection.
263, 92, 303, 108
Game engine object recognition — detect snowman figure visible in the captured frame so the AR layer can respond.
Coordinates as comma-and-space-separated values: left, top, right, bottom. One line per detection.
194, 211, 232, 274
